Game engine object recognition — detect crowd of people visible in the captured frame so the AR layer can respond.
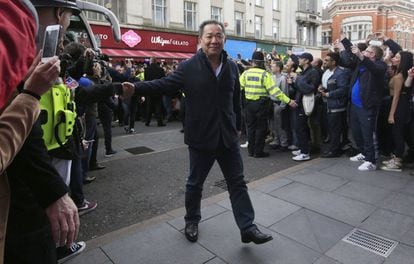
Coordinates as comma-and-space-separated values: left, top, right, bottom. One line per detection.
234, 32, 414, 174
2, 0, 414, 263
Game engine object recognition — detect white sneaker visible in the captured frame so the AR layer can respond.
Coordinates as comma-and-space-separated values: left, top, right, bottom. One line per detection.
292, 153, 310, 161
350, 153, 365, 162
358, 161, 376, 171
292, 150, 301, 156
240, 142, 248, 148
380, 157, 402, 172
288, 145, 299, 150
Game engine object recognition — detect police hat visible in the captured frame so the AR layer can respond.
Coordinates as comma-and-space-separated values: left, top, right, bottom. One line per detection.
251, 51, 264, 61
30, 0, 80, 15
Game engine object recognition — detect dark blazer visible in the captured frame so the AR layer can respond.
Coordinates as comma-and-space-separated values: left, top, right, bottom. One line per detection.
291, 66, 321, 111
325, 67, 350, 111
349, 57, 387, 109
134, 49, 241, 151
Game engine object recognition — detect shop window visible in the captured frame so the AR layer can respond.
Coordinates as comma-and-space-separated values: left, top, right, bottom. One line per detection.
184, 1, 197, 31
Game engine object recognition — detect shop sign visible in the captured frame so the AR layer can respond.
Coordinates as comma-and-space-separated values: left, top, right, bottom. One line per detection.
122, 30, 141, 47
90, 24, 197, 53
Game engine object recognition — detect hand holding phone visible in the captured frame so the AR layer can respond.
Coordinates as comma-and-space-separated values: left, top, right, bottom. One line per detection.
41, 25, 62, 63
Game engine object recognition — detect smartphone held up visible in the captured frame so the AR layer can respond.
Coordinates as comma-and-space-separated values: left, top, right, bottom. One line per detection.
41, 24, 62, 63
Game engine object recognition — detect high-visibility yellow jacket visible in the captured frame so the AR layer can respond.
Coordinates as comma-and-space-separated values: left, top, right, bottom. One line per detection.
239, 67, 290, 104
40, 83, 76, 151
136, 72, 145, 81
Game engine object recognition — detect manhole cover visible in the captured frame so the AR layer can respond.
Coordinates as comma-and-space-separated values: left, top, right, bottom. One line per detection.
125, 146, 154, 155
213, 179, 249, 190
342, 229, 398, 257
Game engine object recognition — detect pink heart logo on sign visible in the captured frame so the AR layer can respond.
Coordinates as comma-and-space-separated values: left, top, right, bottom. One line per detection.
122, 30, 141, 48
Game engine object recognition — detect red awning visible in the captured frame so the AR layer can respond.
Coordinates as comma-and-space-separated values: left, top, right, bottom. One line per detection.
100, 48, 194, 59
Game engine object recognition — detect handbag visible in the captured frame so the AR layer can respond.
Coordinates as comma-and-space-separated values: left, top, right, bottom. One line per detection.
302, 93, 315, 116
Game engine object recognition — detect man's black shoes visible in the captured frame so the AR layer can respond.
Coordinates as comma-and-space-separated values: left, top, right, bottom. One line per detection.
321, 152, 341, 158
241, 227, 273, 244
254, 152, 270, 158
184, 223, 198, 242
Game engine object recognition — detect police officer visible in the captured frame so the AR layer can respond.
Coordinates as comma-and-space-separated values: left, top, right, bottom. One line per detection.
240, 51, 297, 158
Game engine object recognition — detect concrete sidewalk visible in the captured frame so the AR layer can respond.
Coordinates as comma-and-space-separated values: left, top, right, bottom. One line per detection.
68, 157, 414, 264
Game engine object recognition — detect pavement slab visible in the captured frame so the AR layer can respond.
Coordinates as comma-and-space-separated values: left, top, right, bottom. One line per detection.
320, 163, 411, 191
101, 223, 214, 264
325, 241, 385, 264
359, 209, 414, 242
270, 182, 376, 226
286, 169, 349, 192
313, 256, 343, 264
66, 248, 112, 264
255, 177, 293, 194
217, 190, 301, 227
167, 203, 228, 231
383, 244, 414, 264
400, 223, 414, 247
270, 208, 353, 253
333, 181, 392, 206
380, 192, 414, 217
399, 180, 414, 197
204, 257, 228, 264
198, 211, 321, 264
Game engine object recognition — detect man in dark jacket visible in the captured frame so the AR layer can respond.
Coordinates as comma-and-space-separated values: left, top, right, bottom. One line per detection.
288, 52, 321, 161
144, 57, 166, 126
122, 20, 272, 245
319, 52, 350, 157
347, 44, 387, 171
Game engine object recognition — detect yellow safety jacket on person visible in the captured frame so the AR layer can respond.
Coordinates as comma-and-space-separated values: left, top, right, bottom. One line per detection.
39, 81, 76, 151
239, 67, 290, 104
136, 72, 145, 81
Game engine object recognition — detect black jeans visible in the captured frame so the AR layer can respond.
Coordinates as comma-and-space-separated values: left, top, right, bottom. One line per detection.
98, 102, 113, 152
327, 111, 345, 154
296, 110, 310, 155
185, 145, 256, 232
245, 99, 269, 155
145, 96, 164, 125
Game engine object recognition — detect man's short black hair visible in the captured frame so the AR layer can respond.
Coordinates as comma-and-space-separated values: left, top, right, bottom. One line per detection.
198, 20, 225, 38
326, 52, 340, 65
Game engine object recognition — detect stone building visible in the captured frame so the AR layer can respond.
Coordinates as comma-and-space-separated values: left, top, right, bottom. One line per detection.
322, 0, 414, 56
80, 0, 323, 60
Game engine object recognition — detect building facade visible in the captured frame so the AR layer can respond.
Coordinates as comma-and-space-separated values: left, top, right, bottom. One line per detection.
83, 0, 323, 60
322, 0, 414, 57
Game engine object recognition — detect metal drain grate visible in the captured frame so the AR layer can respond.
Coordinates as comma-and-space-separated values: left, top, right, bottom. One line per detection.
213, 179, 249, 190
214, 179, 227, 190
342, 229, 398, 257
124, 146, 154, 155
